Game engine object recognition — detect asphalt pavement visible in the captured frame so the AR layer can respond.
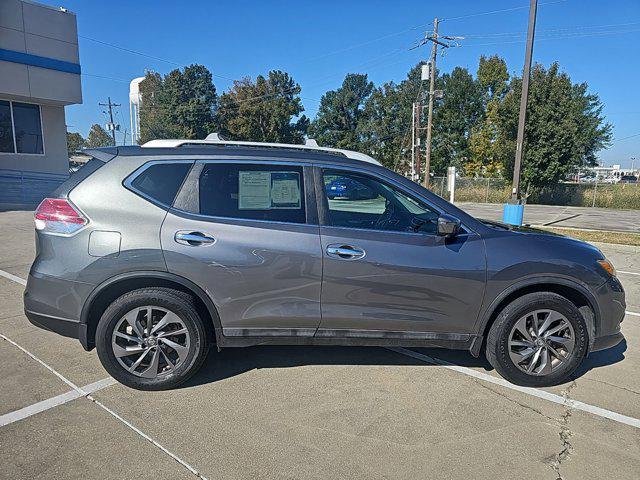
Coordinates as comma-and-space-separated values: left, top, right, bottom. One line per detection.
458, 202, 640, 232
1, 210, 639, 480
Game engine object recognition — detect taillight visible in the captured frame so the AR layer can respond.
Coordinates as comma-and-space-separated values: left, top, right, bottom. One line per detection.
34, 198, 88, 235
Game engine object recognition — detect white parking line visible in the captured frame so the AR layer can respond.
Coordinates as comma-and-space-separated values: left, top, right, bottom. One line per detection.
0, 377, 116, 427
0, 333, 208, 480
618, 270, 640, 277
0, 268, 26, 286
626, 311, 640, 317
388, 347, 640, 430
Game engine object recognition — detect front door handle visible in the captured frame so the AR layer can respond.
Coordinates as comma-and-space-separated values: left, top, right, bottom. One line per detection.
326, 244, 365, 260
175, 231, 215, 246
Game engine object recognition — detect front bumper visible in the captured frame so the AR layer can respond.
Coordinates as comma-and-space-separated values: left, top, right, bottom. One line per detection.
589, 276, 626, 353
591, 331, 624, 352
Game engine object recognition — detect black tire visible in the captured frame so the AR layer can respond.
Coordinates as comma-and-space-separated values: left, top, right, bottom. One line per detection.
486, 292, 588, 387
96, 287, 210, 390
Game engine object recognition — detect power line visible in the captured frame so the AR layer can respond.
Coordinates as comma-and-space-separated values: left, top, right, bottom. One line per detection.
78, 35, 237, 82
461, 28, 640, 48
614, 132, 640, 143
459, 21, 640, 39
442, 0, 569, 22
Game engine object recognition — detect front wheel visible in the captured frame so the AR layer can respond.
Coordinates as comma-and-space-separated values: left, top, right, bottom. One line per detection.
96, 287, 210, 390
486, 292, 588, 387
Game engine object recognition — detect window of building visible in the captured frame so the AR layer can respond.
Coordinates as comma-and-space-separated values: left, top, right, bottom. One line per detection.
199, 163, 306, 224
0, 100, 44, 155
0, 101, 14, 153
322, 169, 439, 234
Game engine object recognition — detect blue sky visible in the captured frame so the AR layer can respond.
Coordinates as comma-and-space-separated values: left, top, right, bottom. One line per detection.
61, 0, 640, 168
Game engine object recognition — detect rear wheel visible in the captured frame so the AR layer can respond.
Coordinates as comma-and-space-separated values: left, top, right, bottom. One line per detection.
486, 292, 588, 387
96, 288, 210, 390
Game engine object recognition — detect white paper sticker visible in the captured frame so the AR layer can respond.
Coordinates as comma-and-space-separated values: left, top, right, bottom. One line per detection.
271, 179, 300, 206
239, 171, 271, 209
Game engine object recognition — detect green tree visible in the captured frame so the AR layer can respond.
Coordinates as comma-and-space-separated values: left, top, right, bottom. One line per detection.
66, 131, 85, 157
467, 56, 510, 177
497, 63, 611, 191
358, 63, 425, 171
217, 70, 309, 143
477, 55, 509, 103
430, 66, 484, 175
309, 73, 373, 150
139, 64, 217, 143
85, 124, 113, 148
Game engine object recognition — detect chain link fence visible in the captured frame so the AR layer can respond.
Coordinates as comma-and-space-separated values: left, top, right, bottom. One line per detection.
428, 177, 640, 210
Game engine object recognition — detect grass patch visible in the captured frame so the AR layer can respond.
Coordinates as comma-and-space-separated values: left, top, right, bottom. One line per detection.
536, 226, 640, 246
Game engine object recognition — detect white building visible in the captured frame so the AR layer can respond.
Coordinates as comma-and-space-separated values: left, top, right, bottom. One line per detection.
0, 0, 82, 209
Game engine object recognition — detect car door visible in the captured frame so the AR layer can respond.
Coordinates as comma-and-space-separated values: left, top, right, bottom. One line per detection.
160, 159, 322, 337
315, 166, 486, 338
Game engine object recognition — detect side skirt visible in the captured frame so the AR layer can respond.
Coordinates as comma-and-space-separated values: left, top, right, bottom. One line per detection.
219, 327, 480, 351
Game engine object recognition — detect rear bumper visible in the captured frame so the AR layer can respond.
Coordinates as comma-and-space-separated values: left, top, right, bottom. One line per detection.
23, 272, 94, 349
25, 309, 79, 338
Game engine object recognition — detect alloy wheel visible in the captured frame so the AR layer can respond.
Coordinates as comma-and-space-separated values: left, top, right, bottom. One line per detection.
507, 309, 575, 376
111, 306, 190, 378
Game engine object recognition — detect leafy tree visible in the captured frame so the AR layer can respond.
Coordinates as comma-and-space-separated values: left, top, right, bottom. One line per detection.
358, 63, 425, 171
217, 70, 309, 143
467, 56, 511, 177
430, 67, 484, 175
66, 131, 85, 156
496, 63, 611, 191
139, 64, 217, 143
309, 73, 373, 150
85, 124, 113, 148
476, 55, 509, 103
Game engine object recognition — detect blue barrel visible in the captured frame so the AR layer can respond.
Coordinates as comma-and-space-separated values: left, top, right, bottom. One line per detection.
502, 203, 524, 226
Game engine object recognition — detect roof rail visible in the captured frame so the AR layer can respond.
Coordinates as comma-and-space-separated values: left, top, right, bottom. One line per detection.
140, 134, 381, 165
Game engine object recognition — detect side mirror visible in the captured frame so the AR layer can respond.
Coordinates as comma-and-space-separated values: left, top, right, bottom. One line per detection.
437, 214, 461, 238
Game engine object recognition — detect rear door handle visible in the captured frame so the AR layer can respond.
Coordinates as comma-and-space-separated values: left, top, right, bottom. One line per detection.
326, 244, 365, 260
174, 231, 215, 246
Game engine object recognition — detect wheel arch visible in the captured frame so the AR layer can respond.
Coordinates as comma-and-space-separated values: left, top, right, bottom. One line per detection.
472, 277, 599, 357
79, 271, 222, 351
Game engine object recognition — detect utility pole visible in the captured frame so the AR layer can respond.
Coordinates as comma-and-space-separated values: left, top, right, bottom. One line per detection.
411, 103, 415, 180
99, 97, 121, 146
511, 0, 538, 202
503, 0, 537, 226
413, 102, 422, 182
412, 19, 464, 188
423, 18, 438, 189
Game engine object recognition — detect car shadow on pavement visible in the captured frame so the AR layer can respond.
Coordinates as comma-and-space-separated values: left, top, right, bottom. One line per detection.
571, 338, 627, 379
183, 340, 627, 388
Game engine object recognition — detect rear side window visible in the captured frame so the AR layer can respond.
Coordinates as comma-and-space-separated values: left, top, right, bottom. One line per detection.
199, 163, 306, 224
130, 163, 192, 206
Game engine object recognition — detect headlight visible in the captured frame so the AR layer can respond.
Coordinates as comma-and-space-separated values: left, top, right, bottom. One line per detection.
597, 259, 617, 277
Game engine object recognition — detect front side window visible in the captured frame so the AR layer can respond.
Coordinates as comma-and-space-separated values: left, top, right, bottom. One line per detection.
0, 100, 44, 154
199, 163, 306, 224
322, 169, 439, 234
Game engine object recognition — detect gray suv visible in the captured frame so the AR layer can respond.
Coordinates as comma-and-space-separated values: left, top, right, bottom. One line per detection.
24, 139, 626, 390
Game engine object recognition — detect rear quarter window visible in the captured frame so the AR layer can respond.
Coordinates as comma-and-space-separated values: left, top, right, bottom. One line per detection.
129, 162, 192, 206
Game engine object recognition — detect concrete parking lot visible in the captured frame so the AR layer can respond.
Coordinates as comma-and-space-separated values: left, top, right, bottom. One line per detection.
458, 202, 640, 233
1, 210, 639, 479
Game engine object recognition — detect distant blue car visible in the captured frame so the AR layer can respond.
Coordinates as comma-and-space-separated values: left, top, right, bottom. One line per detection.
325, 177, 378, 200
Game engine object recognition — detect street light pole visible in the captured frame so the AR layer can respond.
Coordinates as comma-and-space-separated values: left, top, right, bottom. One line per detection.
504, 0, 538, 225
